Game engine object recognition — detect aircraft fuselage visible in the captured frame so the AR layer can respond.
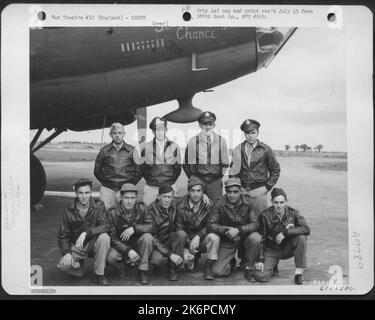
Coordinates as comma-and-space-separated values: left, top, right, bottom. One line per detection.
30, 27, 259, 130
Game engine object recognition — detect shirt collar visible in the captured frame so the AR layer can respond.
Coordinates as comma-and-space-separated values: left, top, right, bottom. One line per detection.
120, 202, 135, 215
272, 206, 288, 220
245, 140, 258, 150
199, 131, 214, 143
225, 194, 244, 209
111, 140, 130, 152
189, 198, 201, 210
70, 198, 95, 213
155, 199, 170, 215
154, 137, 168, 148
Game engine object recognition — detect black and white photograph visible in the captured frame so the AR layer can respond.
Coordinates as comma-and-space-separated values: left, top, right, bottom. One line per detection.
1, 4, 373, 295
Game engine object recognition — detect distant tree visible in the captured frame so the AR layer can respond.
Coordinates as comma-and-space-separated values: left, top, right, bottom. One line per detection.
295, 145, 299, 152
300, 144, 309, 152
285, 144, 291, 151
314, 144, 324, 152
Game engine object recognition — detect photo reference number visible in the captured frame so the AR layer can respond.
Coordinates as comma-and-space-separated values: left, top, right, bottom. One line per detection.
138, 304, 237, 317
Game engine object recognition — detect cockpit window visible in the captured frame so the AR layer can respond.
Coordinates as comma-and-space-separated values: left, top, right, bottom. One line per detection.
256, 27, 284, 53
256, 27, 296, 69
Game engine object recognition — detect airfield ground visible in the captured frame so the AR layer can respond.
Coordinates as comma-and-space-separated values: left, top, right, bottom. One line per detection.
31, 148, 348, 287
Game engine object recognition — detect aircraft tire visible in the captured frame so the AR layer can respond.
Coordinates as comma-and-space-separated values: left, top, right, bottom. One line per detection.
30, 153, 46, 207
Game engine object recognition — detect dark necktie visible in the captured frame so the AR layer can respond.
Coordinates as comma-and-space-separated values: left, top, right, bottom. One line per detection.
207, 136, 212, 165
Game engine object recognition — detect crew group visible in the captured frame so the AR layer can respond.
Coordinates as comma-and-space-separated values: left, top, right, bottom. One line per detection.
57, 111, 310, 286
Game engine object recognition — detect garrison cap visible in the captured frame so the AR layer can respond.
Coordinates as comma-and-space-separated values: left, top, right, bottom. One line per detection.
73, 178, 93, 191
271, 188, 287, 201
224, 178, 242, 189
120, 183, 138, 194
187, 176, 205, 191
198, 111, 216, 124
240, 119, 260, 132
149, 117, 167, 130
159, 184, 174, 195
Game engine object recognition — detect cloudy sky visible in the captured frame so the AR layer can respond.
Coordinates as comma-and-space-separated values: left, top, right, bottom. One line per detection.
33, 27, 346, 151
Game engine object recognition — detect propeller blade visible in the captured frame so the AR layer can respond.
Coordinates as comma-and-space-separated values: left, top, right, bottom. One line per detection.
136, 107, 147, 149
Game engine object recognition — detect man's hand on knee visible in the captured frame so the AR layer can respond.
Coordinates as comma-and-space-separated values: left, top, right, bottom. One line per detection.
189, 235, 200, 253
254, 262, 264, 272
60, 253, 74, 270
128, 250, 140, 264
170, 253, 183, 266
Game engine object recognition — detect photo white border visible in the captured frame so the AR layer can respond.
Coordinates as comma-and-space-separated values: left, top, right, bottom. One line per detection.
1, 4, 373, 295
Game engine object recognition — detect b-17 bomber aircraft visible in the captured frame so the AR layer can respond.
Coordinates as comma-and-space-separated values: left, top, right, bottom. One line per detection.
30, 26, 297, 206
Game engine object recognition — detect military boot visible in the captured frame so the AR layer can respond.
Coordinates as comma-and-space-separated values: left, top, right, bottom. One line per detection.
244, 267, 256, 282
168, 263, 179, 281
272, 264, 279, 277
113, 261, 127, 279
294, 274, 303, 285
137, 270, 149, 285
204, 261, 215, 280
96, 274, 110, 286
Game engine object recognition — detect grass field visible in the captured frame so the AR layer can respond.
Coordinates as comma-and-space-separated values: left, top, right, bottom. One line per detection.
274, 150, 347, 159
36, 142, 347, 164
310, 161, 347, 171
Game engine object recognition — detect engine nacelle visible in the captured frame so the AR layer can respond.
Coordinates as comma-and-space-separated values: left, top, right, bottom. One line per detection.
164, 96, 203, 123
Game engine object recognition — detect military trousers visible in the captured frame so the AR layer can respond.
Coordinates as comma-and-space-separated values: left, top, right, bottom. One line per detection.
173, 231, 221, 270
58, 233, 111, 276
254, 235, 308, 282
106, 233, 154, 271
150, 231, 185, 267
212, 232, 262, 276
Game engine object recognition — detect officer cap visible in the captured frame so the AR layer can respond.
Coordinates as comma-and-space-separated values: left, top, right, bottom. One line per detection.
198, 111, 216, 124
240, 119, 260, 132
149, 117, 168, 130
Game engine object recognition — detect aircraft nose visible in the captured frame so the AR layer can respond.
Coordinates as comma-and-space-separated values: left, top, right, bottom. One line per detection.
256, 27, 285, 69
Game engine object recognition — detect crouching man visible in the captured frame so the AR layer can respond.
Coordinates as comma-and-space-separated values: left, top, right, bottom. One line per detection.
206, 178, 262, 281
253, 188, 310, 285
57, 179, 111, 286
148, 184, 184, 281
174, 176, 213, 274
106, 183, 154, 285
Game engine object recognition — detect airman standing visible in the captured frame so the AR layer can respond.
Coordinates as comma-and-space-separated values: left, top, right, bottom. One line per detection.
183, 111, 229, 201
141, 117, 182, 205
229, 119, 280, 216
